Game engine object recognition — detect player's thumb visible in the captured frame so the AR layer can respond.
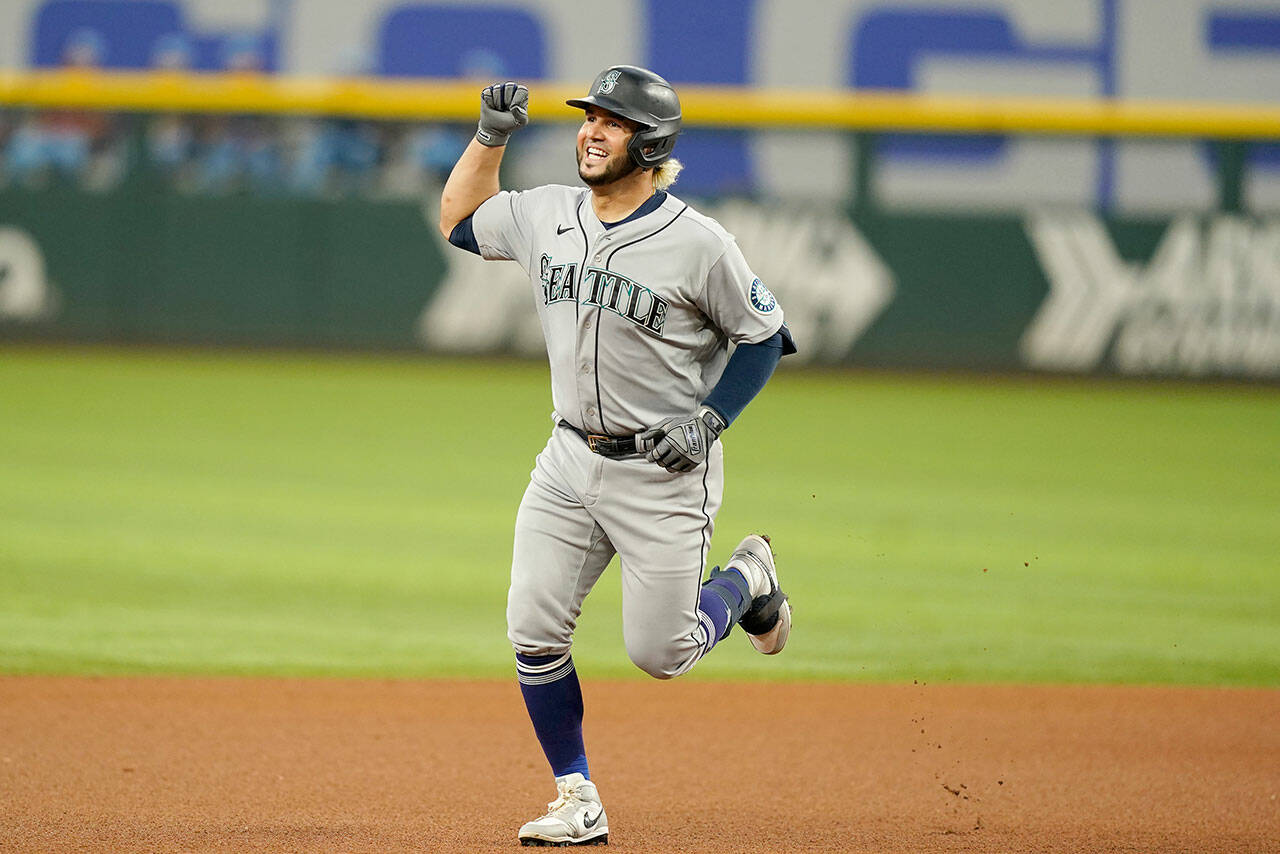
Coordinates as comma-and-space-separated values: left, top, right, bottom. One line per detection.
511, 88, 529, 125
636, 426, 663, 452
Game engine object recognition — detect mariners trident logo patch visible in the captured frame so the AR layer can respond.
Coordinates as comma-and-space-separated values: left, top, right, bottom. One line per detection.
598, 69, 622, 94
749, 278, 777, 312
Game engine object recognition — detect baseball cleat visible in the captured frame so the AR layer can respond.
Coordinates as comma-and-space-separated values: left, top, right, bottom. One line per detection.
725, 534, 791, 655
518, 773, 609, 847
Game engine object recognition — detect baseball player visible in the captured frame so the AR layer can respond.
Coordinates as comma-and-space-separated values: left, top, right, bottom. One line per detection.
438, 65, 795, 847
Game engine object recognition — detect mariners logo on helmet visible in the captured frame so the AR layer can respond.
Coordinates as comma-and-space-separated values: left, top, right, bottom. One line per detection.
749, 278, 777, 312
598, 69, 622, 94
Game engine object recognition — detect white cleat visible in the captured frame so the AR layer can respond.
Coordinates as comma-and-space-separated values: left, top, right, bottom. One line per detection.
518, 773, 609, 847
725, 534, 791, 655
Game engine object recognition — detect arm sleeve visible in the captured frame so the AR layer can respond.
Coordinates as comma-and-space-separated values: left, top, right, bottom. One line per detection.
448, 216, 481, 255
702, 324, 795, 426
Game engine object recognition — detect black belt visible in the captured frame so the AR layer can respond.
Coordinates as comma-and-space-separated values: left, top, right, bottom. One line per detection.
561, 421, 638, 458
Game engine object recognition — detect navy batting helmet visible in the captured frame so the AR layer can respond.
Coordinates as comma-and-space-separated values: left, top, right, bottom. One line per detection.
566, 65, 681, 169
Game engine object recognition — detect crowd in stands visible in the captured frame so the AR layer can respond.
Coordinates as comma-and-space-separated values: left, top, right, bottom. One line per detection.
1, 28, 480, 198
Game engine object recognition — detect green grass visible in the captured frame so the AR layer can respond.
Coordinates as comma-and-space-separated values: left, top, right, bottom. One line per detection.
1, 346, 1277, 685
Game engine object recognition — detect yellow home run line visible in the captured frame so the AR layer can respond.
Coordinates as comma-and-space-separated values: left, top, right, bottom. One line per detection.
1, 69, 1278, 139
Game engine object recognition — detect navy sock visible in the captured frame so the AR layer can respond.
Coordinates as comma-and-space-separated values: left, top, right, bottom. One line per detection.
698, 586, 734, 646
515, 652, 590, 780
701, 568, 751, 641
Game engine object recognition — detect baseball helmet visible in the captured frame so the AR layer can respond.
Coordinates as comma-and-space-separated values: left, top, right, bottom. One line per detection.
566, 65, 681, 169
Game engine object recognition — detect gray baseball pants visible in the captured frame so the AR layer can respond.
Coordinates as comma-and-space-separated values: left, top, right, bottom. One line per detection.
507, 423, 725, 679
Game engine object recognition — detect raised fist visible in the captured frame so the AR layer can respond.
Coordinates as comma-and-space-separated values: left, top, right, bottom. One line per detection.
476, 82, 529, 147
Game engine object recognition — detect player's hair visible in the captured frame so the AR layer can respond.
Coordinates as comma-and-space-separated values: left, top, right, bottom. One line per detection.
652, 157, 682, 190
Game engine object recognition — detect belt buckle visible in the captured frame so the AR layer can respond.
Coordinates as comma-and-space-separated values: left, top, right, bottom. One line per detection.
587, 434, 607, 453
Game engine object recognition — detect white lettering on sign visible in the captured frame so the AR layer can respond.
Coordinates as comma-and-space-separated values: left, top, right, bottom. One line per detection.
1021, 211, 1280, 377
0, 227, 57, 321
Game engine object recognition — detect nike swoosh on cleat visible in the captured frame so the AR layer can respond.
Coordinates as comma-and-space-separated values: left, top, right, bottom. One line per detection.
557, 225, 574, 235
583, 810, 602, 829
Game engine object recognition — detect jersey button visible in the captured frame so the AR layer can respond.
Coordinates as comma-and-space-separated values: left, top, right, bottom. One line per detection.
586, 407, 597, 418
580, 363, 591, 374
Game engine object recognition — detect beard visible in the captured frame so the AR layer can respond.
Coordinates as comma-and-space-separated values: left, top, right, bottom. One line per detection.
577, 146, 640, 186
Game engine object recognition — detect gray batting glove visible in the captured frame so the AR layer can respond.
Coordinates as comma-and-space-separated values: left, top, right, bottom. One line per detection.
476, 82, 529, 147
639, 406, 727, 473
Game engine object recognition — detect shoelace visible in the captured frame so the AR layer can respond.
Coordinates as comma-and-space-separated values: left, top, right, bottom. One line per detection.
541, 784, 590, 819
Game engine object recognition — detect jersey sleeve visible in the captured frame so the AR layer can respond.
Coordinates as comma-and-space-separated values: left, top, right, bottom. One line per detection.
469, 187, 547, 268
697, 240, 785, 345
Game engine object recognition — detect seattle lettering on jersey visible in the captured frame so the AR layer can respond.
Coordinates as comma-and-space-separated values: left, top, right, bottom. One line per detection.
540, 253, 578, 304
540, 253, 669, 336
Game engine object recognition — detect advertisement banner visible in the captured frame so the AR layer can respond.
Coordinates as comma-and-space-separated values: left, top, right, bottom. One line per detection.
4, 180, 1277, 378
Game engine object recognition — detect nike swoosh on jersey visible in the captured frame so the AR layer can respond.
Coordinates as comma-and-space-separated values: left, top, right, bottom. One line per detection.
557, 224, 574, 235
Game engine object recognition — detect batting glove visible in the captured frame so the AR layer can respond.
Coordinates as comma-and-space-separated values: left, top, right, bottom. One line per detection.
640, 406, 727, 473
476, 82, 529, 147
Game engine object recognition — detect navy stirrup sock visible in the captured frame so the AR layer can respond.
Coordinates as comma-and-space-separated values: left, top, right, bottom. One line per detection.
515, 652, 590, 780
516, 575, 750, 779
701, 567, 752, 641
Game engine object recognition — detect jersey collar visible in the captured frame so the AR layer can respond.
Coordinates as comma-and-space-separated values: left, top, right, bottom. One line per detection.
597, 191, 669, 230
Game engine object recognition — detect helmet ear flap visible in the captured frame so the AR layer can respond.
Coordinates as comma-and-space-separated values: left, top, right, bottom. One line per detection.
628, 128, 679, 169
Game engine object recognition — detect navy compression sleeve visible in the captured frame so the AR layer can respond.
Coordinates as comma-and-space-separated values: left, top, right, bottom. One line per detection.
702, 324, 796, 426
449, 216, 481, 255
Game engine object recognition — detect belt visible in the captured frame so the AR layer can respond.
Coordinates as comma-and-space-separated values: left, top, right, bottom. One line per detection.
561, 421, 639, 458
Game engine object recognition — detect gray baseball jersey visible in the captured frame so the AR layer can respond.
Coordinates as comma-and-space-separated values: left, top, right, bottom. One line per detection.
471, 185, 784, 435
471, 183, 785, 677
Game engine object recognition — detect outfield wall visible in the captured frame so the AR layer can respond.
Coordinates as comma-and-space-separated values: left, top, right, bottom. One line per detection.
3, 165, 1277, 378
2, 0, 1278, 378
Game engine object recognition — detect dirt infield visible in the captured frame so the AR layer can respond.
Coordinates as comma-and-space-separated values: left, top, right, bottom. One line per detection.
1, 677, 1276, 853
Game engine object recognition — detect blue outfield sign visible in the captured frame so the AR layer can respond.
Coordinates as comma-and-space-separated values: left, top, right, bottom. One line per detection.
6, 0, 1279, 208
